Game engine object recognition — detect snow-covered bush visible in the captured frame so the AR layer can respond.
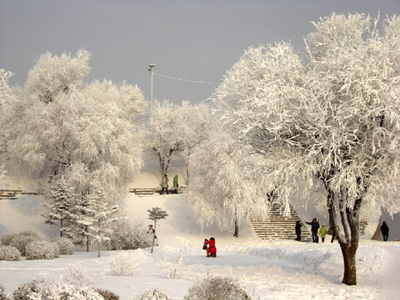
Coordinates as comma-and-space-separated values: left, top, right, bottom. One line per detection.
95, 288, 120, 300
67, 264, 93, 289
25, 241, 59, 260
0, 234, 13, 246
28, 280, 104, 300
108, 218, 152, 250
184, 274, 251, 300
6, 231, 43, 256
0, 245, 20, 261
12, 279, 45, 300
52, 237, 74, 255
132, 288, 173, 300
108, 252, 136, 276
0, 283, 8, 300
160, 242, 191, 279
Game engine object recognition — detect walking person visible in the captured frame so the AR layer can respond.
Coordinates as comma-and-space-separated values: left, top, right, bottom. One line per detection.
295, 220, 302, 241
204, 237, 217, 257
381, 221, 389, 241
172, 175, 179, 194
306, 218, 320, 243
319, 223, 328, 243
160, 174, 169, 195
328, 225, 336, 243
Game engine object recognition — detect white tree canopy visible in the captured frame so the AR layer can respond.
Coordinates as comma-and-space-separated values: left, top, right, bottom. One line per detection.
210, 13, 400, 285
6, 50, 147, 203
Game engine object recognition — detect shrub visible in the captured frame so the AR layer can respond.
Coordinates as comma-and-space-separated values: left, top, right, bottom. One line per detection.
12, 279, 45, 300
132, 288, 173, 300
108, 218, 153, 250
0, 234, 13, 246
95, 288, 120, 300
25, 241, 58, 260
184, 275, 251, 300
0, 283, 8, 300
0, 245, 20, 261
52, 237, 74, 255
28, 280, 104, 300
67, 264, 93, 289
108, 252, 136, 276
6, 231, 42, 256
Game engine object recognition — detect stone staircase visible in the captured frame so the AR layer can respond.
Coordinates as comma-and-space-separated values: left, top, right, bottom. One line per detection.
250, 204, 312, 242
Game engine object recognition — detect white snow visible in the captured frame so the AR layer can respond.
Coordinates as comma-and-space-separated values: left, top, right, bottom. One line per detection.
1, 194, 400, 299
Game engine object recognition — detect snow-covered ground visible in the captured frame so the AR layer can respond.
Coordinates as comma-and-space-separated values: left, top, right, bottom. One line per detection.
1, 194, 400, 299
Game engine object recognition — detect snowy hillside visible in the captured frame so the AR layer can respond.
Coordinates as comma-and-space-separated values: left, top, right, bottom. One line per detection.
1, 193, 400, 299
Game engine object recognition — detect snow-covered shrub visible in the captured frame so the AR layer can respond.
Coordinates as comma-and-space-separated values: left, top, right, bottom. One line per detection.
95, 288, 120, 300
28, 280, 104, 300
108, 218, 153, 250
52, 237, 74, 255
184, 275, 251, 300
51, 242, 60, 258
0, 234, 13, 246
0, 283, 8, 300
108, 252, 136, 276
12, 279, 45, 300
25, 241, 58, 260
0, 245, 20, 261
160, 244, 191, 279
67, 264, 93, 289
132, 288, 173, 300
7, 231, 43, 256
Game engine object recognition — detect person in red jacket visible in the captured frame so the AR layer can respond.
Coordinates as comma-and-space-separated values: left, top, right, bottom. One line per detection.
204, 237, 217, 257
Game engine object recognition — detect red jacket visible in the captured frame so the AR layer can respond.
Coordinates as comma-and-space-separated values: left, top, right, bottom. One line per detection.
204, 239, 217, 254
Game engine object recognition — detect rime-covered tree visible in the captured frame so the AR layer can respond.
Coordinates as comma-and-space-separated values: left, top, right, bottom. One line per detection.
6, 50, 147, 203
0, 69, 14, 156
186, 129, 270, 237
211, 13, 400, 285
147, 100, 211, 184
177, 101, 211, 185
148, 100, 184, 181
75, 183, 119, 256
41, 177, 78, 237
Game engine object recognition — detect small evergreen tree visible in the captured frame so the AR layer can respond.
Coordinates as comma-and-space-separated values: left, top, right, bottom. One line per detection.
41, 177, 77, 237
147, 207, 168, 253
75, 183, 119, 256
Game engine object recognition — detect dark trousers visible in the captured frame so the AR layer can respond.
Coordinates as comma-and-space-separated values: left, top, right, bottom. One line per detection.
160, 187, 168, 195
321, 237, 325, 243
312, 231, 318, 243
296, 233, 301, 241
383, 234, 388, 241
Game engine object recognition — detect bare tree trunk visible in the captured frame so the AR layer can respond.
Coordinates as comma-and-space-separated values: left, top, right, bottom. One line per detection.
339, 242, 358, 285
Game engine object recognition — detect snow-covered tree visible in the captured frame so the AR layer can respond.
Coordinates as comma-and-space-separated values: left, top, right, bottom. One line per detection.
148, 100, 184, 181
186, 128, 270, 237
211, 13, 400, 285
41, 177, 78, 237
147, 100, 211, 184
6, 50, 147, 203
177, 101, 211, 185
75, 183, 119, 257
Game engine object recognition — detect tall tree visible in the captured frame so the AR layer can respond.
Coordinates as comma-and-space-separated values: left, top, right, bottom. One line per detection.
6, 50, 147, 203
148, 100, 211, 184
186, 128, 270, 237
211, 13, 400, 285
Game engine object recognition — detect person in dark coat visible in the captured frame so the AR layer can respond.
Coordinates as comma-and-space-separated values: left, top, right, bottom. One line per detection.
204, 237, 217, 257
306, 218, 320, 243
295, 221, 302, 241
381, 221, 389, 241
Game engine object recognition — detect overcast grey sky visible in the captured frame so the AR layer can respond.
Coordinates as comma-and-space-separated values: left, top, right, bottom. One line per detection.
1, 0, 399, 104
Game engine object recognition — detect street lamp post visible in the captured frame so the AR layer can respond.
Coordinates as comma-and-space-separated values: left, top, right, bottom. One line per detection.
148, 64, 155, 110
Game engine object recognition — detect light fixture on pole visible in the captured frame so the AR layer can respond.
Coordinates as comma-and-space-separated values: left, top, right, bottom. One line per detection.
148, 64, 155, 110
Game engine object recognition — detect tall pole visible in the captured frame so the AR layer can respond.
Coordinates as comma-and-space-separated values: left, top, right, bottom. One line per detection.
148, 64, 155, 110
